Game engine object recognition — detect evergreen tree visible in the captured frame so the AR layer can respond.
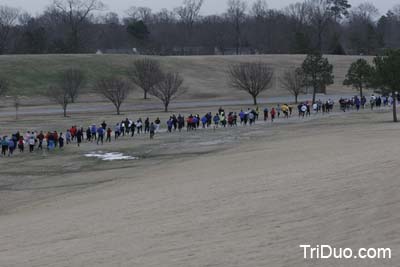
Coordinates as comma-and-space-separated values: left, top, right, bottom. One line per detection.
301, 53, 334, 104
343, 58, 373, 98
371, 49, 400, 122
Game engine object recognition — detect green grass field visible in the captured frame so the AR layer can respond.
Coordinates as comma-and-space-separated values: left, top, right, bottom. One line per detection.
0, 54, 373, 99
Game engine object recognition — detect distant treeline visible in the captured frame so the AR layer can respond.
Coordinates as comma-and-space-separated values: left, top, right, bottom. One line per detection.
0, 0, 399, 56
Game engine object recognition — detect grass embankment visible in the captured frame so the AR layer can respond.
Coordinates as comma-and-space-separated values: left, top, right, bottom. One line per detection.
0, 54, 372, 98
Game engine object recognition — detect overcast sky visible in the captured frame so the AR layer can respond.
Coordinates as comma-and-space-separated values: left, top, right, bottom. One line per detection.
2, 0, 399, 16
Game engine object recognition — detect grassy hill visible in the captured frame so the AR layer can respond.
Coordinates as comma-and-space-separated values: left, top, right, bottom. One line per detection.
0, 54, 373, 100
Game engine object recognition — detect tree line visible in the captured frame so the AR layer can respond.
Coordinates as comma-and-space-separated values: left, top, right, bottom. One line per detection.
0, 0, 400, 55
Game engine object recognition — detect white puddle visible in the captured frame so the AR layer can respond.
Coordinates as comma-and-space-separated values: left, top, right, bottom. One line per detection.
85, 152, 138, 161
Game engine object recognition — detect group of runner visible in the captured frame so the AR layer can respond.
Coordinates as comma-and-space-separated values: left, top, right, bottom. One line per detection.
1, 131, 61, 157
0, 105, 281, 157
337, 94, 396, 112
0, 94, 394, 157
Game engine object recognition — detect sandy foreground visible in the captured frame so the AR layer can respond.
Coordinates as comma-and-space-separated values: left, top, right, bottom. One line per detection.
0, 109, 399, 266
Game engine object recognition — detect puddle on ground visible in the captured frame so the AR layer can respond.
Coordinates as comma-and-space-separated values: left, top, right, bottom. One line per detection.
85, 151, 139, 161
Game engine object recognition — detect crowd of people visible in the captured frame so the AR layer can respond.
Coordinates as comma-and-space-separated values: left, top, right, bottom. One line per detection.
338, 94, 396, 112
0, 95, 396, 157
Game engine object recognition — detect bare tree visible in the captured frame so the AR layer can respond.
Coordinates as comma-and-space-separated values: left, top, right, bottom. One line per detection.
52, 0, 104, 52
226, 0, 247, 55
151, 72, 186, 112
228, 62, 274, 105
251, 0, 268, 20
125, 6, 152, 24
393, 4, 400, 16
61, 68, 85, 103
46, 85, 70, 117
307, 0, 351, 52
95, 77, 132, 115
175, 0, 204, 41
280, 68, 306, 103
18, 12, 32, 26
202, 15, 230, 55
0, 5, 20, 54
307, 0, 331, 52
346, 3, 380, 54
129, 58, 163, 99
285, 2, 310, 26
351, 2, 379, 21
152, 8, 177, 24
46, 68, 85, 116
100, 12, 120, 25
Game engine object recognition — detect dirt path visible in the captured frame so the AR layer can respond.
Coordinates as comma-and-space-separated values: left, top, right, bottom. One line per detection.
0, 94, 351, 117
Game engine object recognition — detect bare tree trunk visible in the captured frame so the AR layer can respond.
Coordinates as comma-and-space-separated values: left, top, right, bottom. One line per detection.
14, 97, 20, 120
235, 22, 241, 55
312, 86, 317, 104
359, 86, 363, 99
63, 106, 67, 117
295, 94, 298, 104
144, 90, 148, 100
253, 95, 257, 105
116, 105, 121, 115
72, 28, 80, 53
392, 91, 397, 122
317, 29, 323, 53
164, 102, 169, 112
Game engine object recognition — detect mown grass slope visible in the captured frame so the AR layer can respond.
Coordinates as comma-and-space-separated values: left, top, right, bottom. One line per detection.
0, 54, 373, 99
